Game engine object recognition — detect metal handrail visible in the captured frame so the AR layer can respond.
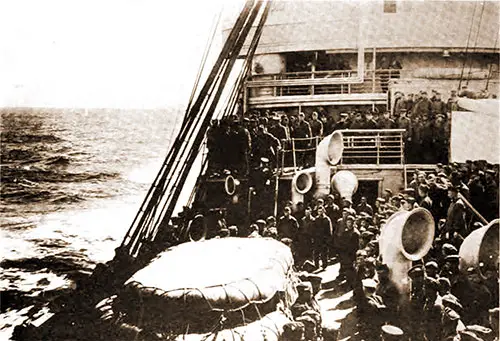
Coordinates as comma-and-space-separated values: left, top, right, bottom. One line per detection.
247, 69, 399, 96
249, 68, 395, 81
338, 129, 405, 165
276, 129, 405, 171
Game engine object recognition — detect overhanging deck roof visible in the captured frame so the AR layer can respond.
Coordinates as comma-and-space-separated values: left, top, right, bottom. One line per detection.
224, 1, 500, 55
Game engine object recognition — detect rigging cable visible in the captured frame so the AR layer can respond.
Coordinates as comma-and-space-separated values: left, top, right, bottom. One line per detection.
135, 0, 265, 254
458, 1, 478, 90
466, 0, 486, 86
184, 9, 223, 123
121, 0, 256, 255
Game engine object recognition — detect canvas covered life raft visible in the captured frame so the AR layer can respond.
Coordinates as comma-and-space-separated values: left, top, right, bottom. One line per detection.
109, 237, 298, 337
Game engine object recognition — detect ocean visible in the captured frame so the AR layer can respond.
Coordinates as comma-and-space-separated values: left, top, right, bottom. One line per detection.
0, 107, 183, 338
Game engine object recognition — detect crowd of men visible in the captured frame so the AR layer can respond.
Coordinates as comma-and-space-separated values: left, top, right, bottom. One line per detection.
206, 88, 487, 175
209, 159, 499, 341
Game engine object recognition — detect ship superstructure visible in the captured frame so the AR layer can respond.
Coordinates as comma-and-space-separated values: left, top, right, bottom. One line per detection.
235, 1, 499, 111
197, 0, 500, 224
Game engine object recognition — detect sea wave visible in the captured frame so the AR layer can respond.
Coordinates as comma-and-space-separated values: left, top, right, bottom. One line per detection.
1, 131, 63, 144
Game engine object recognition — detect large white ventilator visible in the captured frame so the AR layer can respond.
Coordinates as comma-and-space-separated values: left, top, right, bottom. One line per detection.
331, 170, 358, 202
314, 131, 344, 197
290, 167, 315, 211
379, 208, 435, 294
459, 219, 499, 279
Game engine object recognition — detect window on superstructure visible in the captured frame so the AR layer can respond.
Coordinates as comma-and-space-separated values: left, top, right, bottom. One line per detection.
384, 0, 397, 13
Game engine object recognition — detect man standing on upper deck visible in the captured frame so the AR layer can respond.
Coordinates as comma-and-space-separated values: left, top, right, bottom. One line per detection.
294, 112, 312, 139
405, 93, 415, 115
420, 113, 435, 163
206, 119, 222, 175
230, 116, 252, 176
293, 112, 312, 167
280, 115, 291, 140
252, 124, 281, 167
267, 116, 281, 139
377, 111, 396, 129
393, 91, 405, 119
334, 113, 350, 131
431, 92, 447, 118
396, 109, 412, 142
447, 90, 459, 113
363, 111, 378, 129
349, 112, 366, 130
413, 91, 432, 119
309, 111, 323, 138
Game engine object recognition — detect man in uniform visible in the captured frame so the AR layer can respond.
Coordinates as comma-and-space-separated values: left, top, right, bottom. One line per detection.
375, 264, 400, 319
206, 119, 222, 175
409, 171, 428, 199
279, 115, 292, 166
393, 91, 405, 119
336, 215, 359, 283
418, 184, 433, 212
252, 124, 281, 168
334, 112, 350, 130
349, 111, 365, 129
278, 206, 300, 242
447, 90, 459, 112
405, 93, 414, 115
356, 196, 374, 216
293, 112, 313, 167
298, 206, 315, 267
431, 91, 447, 119
353, 277, 388, 339
425, 261, 439, 279
377, 111, 396, 129
309, 111, 323, 138
269, 115, 288, 142
396, 109, 412, 161
313, 205, 333, 269
433, 114, 449, 163
413, 91, 432, 119
229, 116, 252, 175
363, 110, 378, 129
407, 264, 427, 341
443, 186, 467, 239
263, 215, 278, 239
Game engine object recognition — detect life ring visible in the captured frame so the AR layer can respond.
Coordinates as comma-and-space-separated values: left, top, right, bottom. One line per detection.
184, 214, 207, 242
224, 175, 240, 196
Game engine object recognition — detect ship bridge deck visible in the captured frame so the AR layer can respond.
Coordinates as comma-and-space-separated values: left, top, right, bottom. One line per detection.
245, 69, 396, 108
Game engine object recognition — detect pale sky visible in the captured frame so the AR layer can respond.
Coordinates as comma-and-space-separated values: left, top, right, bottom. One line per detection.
0, 0, 243, 108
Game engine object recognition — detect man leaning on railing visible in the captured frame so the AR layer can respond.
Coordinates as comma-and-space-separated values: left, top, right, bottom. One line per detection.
293, 113, 313, 167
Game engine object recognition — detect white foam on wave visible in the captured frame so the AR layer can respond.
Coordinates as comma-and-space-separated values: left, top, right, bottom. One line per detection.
32, 194, 145, 264
0, 193, 146, 296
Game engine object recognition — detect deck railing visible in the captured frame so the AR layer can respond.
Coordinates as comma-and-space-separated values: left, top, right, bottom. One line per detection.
278, 128, 405, 172
247, 69, 400, 97
337, 129, 405, 165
